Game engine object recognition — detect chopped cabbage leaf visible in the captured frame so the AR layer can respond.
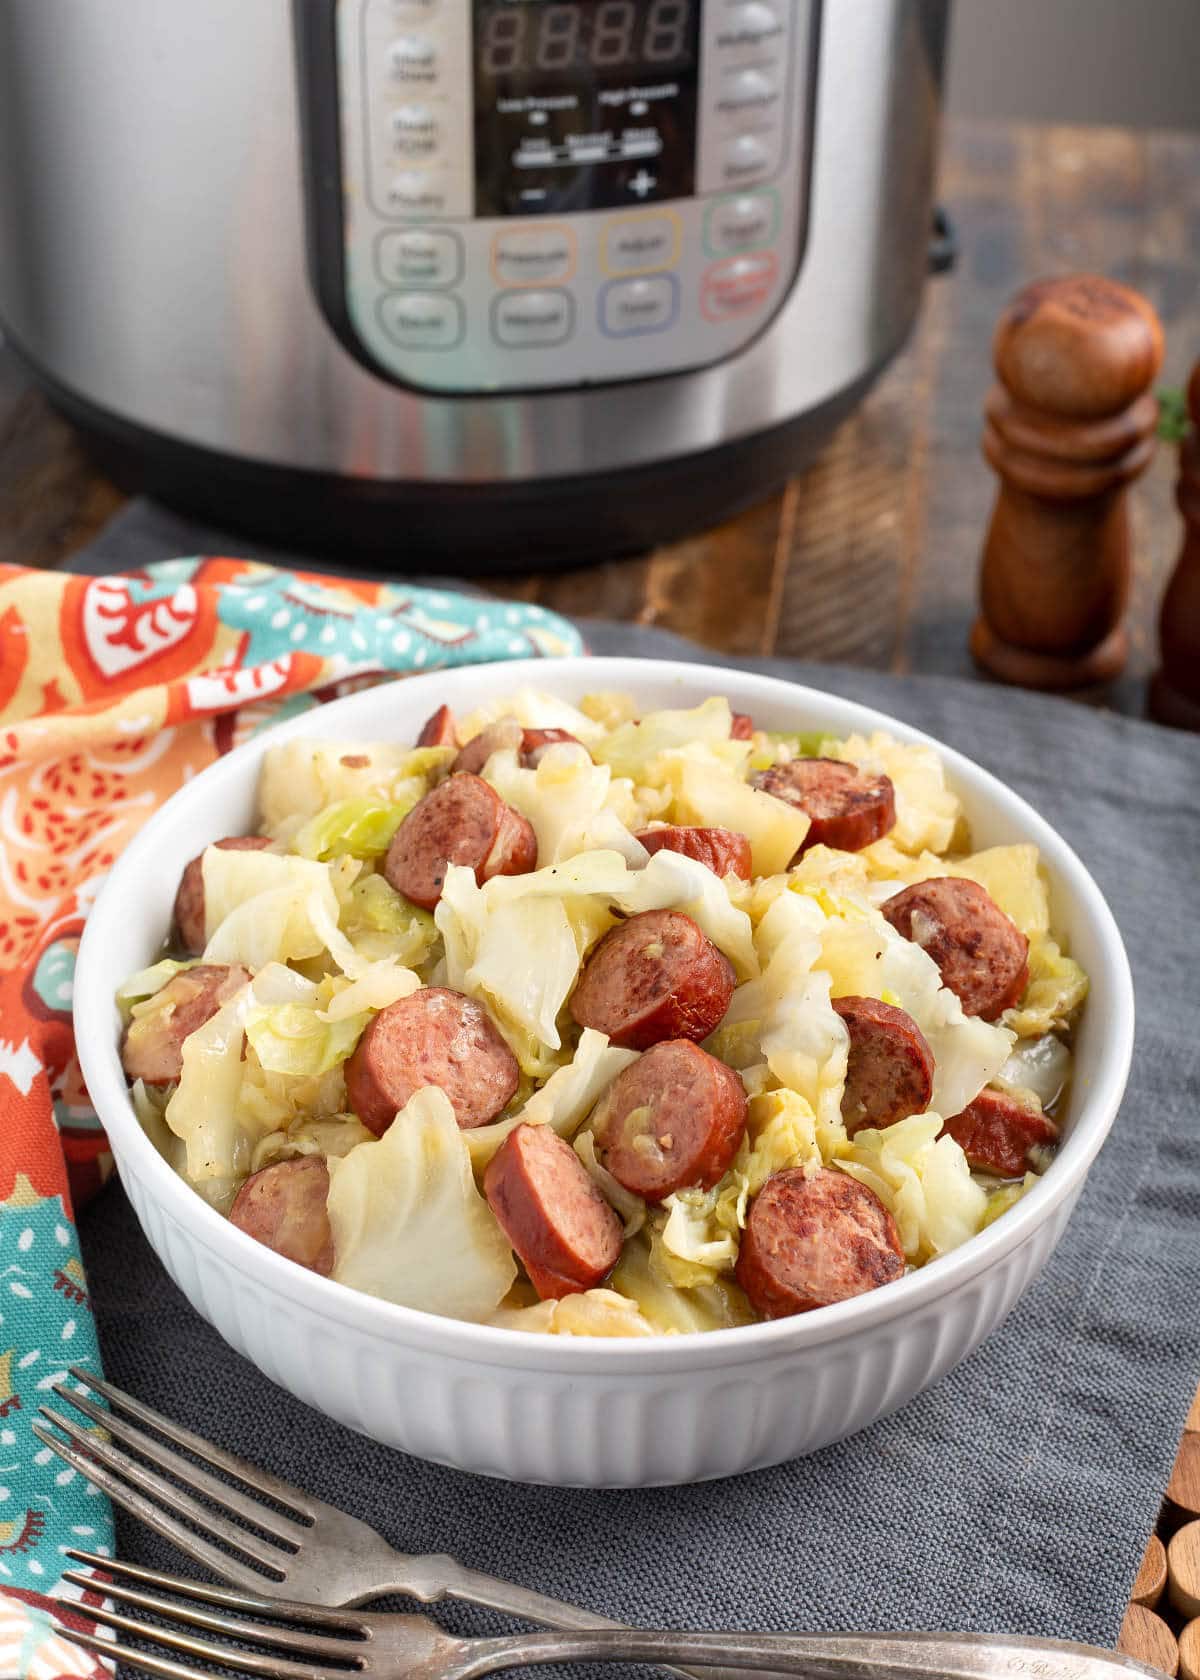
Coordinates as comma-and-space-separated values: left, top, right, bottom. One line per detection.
340, 875, 441, 968
610, 1232, 755, 1334
237, 1059, 348, 1139
724, 891, 848, 1152
490, 1288, 657, 1337
944, 844, 1050, 940
251, 1116, 374, 1174
244, 998, 368, 1079
258, 739, 451, 833
980, 1172, 1037, 1229
649, 1087, 819, 1287
574, 1130, 645, 1236
291, 797, 414, 862
327, 1088, 517, 1319
319, 961, 421, 1021
117, 959, 194, 1016
592, 697, 741, 782
201, 848, 372, 978
669, 757, 810, 878
836, 1112, 987, 1262
484, 745, 645, 866
163, 968, 259, 1183
579, 690, 639, 730
816, 907, 1015, 1120
1004, 933, 1088, 1036
994, 1032, 1072, 1110
464, 1029, 637, 1169
832, 732, 962, 854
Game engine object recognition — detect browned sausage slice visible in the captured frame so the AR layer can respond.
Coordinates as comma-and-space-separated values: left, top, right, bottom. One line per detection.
569, 909, 736, 1051
173, 836, 272, 955
120, 963, 252, 1087
753, 758, 895, 855
634, 825, 753, 882
229, 1157, 335, 1276
940, 1088, 1058, 1178
833, 995, 935, 1136
343, 986, 519, 1135
383, 772, 537, 909
451, 717, 524, 776
591, 1039, 747, 1202
730, 712, 755, 740
735, 1167, 905, 1319
416, 704, 457, 749
484, 1122, 623, 1300
881, 876, 1030, 1021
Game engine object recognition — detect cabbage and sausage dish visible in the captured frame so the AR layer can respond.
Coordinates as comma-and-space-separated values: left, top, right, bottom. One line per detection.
118, 691, 1088, 1336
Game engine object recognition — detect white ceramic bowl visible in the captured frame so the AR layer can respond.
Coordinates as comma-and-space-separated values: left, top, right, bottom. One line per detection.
75, 658, 1134, 1487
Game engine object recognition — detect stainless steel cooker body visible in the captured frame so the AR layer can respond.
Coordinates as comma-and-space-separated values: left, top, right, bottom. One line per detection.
0, 0, 950, 565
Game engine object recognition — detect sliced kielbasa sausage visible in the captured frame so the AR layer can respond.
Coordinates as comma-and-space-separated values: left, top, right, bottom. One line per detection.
754, 758, 895, 855
173, 836, 272, 955
229, 1156, 335, 1276
730, 712, 755, 741
416, 704, 457, 749
735, 1167, 905, 1319
484, 1122, 623, 1300
120, 963, 252, 1087
383, 772, 537, 910
451, 717, 525, 776
941, 1088, 1058, 1178
569, 909, 736, 1051
343, 986, 519, 1136
591, 1039, 747, 1202
833, 995, 935, 1136
635, 825, 753, 882
881, 876, 1029, 1021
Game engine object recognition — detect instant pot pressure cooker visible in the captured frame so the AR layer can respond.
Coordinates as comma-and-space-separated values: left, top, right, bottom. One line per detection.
0, 1, 950, 567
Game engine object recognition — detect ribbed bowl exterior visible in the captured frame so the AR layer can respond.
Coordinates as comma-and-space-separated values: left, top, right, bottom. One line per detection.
117, 1139, 1077, 1486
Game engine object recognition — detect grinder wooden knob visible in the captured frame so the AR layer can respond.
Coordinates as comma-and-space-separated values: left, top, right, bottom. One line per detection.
971, 274, 1164, 690
1150, 361, 1200, 730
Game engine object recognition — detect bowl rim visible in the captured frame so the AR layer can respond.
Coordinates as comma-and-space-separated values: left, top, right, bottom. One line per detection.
75, 656, 1135, 1375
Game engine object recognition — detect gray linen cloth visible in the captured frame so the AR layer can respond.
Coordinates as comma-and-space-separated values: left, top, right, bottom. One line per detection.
71, 512, 1200, 1652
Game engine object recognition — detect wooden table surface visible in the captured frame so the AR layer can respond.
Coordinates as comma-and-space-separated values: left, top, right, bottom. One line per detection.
3, 117, 1198, 718
2, 114, 1199, 1663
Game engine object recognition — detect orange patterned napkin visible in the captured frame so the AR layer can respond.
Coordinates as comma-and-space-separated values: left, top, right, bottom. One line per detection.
0, 556, 580, 1675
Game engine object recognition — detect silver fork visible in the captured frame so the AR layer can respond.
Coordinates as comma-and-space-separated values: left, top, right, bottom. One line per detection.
34, 1367, 752, 1680
53, 1552, 1157, 1680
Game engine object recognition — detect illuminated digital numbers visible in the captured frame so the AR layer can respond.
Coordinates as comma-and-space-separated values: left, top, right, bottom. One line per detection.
590, 0, 637, 65
479, 0, 691, 73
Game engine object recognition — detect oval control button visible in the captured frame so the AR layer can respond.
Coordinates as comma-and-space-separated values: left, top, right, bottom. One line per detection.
388, 35, 437, 78
599, 275, 679, 337
490, 289, 575, 348
377, 228, 463, 288
718, 68, 777, 114
602, 214, 680, 276
385, 171, 450, 216
705, 190, 779, 254
378, 291, 464, 350
716, 2, 782, 46
700, 252, 778, 322
491, 226, 576, 287
390, 103, 439, 157
720, 133, 772, 186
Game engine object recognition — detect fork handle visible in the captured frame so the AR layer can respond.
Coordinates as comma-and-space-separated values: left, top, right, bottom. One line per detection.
449, 1628, 1162, 1680
412, 1558, 756, 1680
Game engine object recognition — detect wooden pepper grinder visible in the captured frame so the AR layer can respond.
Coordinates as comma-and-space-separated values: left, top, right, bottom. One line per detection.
1150, 360, 1200, 730
971, 274, 1164, 689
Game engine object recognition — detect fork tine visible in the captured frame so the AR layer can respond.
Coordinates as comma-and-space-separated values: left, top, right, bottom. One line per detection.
70, 1599, 361, 1677
38, 1408, 289, 1575
63, 1551, 361, 1630
50, 1625, 213, 1680
53, 1384, 307, 1550
66, 1366, 315, 1518
32, 1423, 271, 1592
60, 1569, 365, 1656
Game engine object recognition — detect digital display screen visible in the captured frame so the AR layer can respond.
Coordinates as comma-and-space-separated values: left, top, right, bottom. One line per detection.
473, 0, 700, 216
477, 0, 695, 76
